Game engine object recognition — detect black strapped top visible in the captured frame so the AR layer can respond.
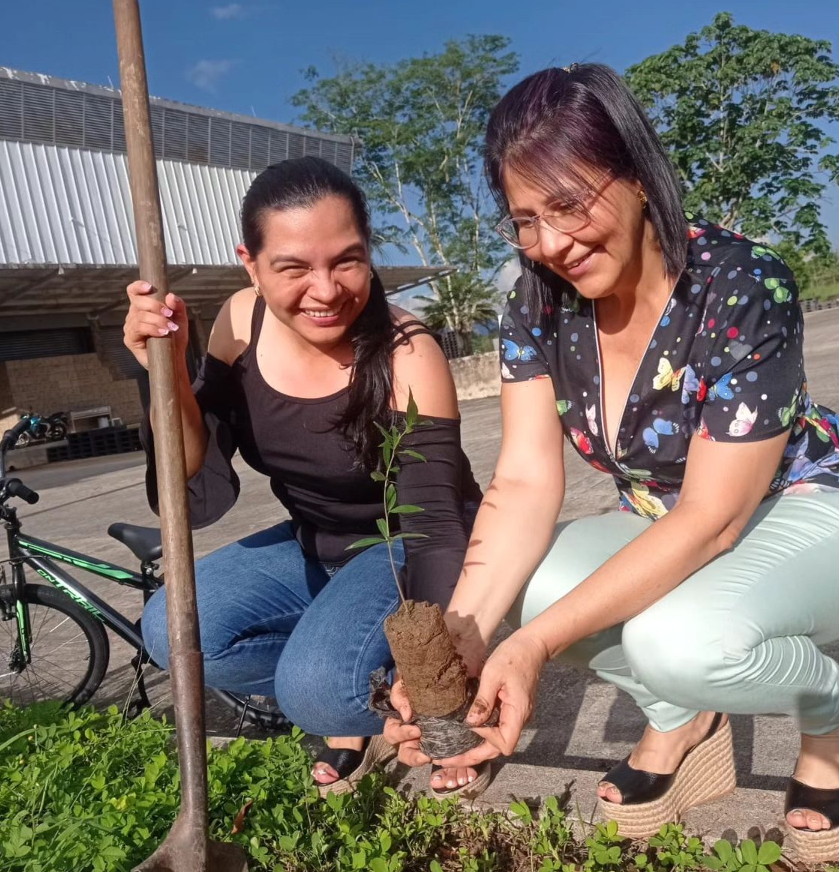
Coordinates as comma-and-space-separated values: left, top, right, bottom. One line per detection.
142, 297, 482, 607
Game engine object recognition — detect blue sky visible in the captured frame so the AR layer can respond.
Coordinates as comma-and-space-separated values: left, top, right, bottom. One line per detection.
2, 0, 839, 255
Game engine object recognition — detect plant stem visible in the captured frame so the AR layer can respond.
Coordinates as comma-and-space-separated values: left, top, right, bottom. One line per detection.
383, 428, 407, 605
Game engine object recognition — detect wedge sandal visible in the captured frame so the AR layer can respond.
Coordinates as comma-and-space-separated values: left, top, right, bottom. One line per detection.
314, 734, 396, 797
429, 761, 492, 801
785, 778, 839, 864
598, 713, 736, 840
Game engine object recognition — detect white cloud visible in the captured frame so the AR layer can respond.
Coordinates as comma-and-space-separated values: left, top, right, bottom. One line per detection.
186, 59, 235, 92
211, 3, 246, 19
496, 257, 521, 295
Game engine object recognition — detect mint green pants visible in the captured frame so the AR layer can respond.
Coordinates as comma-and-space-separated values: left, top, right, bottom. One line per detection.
508, 491, 839, 736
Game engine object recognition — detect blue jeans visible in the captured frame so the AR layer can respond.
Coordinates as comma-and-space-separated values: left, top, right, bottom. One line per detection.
141, 521, 404, 737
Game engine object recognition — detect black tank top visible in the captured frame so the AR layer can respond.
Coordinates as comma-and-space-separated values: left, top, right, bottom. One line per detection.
144, 296, 481, 605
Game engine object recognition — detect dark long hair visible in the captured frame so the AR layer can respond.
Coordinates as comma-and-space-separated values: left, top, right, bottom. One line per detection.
485, 64, 687, 309
241, 156, 396, 470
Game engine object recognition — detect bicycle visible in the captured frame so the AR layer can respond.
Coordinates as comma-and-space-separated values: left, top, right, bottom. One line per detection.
0, 416, 288, 733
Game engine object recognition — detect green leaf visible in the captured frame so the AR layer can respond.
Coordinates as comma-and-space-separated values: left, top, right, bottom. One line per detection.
386, 484, 397, 512
509, 800, 532, 823
345, 537, 387, 550
399, 449, 427, 463
391, 532, 429, 540
430, 862, 444, 872
757, 841, 782, 865
391, 504, 424, 514
714, 839, 734, 862
376, 518, 390, 539
741, 839, 758, 865
370, 471, 386, 482
406, 390, 419, 428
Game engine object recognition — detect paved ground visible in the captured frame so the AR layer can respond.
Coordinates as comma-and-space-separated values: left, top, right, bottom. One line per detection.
2, 308, 838, 846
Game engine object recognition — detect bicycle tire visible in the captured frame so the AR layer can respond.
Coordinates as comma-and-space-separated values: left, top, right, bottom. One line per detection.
0, 584, 110, 707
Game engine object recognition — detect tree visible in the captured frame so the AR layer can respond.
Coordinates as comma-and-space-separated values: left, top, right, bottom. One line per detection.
291, 35, 518, 339
625, 12, 839, 258
415, 273, 501, 352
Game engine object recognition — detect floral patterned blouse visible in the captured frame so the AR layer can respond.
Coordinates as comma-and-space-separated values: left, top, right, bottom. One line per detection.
499, 216, 839, 520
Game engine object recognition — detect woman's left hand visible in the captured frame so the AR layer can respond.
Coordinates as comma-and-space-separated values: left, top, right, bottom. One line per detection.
435, 630, 549, 769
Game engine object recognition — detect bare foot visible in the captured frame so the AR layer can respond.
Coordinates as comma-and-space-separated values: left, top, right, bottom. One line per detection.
431, 765, 479, 792
598, 711, 725, 805
787, 726, 839, 832
312, 736, 366, 786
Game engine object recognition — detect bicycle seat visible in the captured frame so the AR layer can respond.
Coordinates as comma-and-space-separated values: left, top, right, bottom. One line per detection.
107, 523, 163, 563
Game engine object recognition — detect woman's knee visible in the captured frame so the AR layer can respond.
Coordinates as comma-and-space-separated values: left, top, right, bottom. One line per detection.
622, 607, 727, 705
274, 639, 382, 735
510, 513, 651, 628
273, 662, 363, 736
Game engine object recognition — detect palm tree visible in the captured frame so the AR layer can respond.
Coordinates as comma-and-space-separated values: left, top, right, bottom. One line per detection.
417, 274, 501, 356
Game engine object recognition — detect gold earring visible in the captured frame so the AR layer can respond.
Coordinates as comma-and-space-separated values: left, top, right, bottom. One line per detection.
253, 283, 262, 297
638, 190, 648, 210
369, 269, 374, 279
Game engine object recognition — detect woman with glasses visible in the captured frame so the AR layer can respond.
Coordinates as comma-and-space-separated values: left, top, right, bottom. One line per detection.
385, 64, 839, 860
124, 156, 482, 799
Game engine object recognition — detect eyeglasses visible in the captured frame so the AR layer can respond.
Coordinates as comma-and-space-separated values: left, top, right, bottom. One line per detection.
495, 176, 613, 250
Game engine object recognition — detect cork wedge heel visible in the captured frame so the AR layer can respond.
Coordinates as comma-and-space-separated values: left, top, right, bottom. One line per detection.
598, 714, 736, 841
315, 734, 396, 797
785, 778, 839, 865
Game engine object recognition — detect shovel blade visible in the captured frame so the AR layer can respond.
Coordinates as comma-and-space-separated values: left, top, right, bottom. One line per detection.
133, 837, 249, 872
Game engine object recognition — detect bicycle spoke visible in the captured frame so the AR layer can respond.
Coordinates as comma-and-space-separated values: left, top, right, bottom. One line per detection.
0, 598, 95, 708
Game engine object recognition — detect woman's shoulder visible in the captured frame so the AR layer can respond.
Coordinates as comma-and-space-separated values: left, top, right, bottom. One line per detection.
684, 216, 794, 279
207, 288, 257, 365
387, 306, 458, 417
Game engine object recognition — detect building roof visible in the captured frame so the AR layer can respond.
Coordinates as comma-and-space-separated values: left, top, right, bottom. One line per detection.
0, 72, 453, 323
0, 67, 354, 175
0, 139, 453, 319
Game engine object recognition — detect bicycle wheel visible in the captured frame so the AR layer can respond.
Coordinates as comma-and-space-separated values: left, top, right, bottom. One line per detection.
0, 584, 110, 708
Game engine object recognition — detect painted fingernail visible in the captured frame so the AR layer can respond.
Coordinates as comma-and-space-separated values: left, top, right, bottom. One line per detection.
158, 327, 169, 335
140, 282, 151, 291
167, 321, 179, 331
162, 307, 173, 317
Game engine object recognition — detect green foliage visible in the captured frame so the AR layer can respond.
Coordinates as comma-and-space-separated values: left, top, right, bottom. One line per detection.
0, 702, 791, 871
625, 12, 839, 258
292, 36, 517, 337
347, 391, 429, 601
417, 273, 501, 343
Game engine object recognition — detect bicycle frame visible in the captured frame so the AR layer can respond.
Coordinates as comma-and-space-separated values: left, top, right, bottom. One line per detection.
3, 511, 268, 725
6, 522, 157, 661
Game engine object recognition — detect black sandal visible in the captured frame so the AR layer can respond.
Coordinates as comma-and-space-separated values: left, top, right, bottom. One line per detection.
785, 778, 839, 864
429, 762, 492, 800
313, 735, 395, 797
597, 713, 735, 839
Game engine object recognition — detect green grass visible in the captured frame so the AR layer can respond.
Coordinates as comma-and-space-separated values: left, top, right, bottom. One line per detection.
801, 280, 839, 302
0, 700, 834, 872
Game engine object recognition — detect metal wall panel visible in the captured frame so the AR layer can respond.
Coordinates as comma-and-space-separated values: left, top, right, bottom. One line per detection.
0, 69, 354, 175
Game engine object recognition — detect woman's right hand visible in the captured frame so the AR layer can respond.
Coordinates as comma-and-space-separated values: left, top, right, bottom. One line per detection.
123, 281, 190, 369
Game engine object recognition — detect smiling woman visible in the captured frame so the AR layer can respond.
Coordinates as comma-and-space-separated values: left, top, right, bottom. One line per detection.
122, 156, 482, 799
384, 63, 839, 862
